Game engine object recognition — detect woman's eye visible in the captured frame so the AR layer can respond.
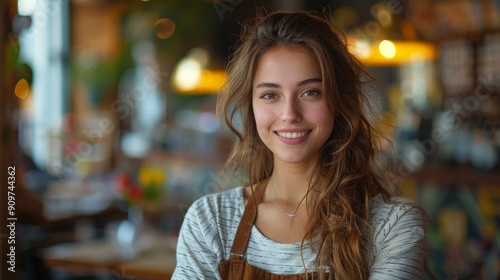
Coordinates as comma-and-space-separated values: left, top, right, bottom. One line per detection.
260, 93, 277, 100
302, 90, 320, 97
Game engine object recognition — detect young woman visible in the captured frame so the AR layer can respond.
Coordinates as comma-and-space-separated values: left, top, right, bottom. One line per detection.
172, 11, 432, 280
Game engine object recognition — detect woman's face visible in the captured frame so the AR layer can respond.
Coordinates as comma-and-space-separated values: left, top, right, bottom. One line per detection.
252, 45, 334, 166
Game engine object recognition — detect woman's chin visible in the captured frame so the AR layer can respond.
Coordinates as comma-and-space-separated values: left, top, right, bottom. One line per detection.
275, 153, 314, 166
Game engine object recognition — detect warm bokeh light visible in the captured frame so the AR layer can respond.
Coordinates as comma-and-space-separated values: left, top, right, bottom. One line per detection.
154, 18, 176, 39
194, 69, 225, 94
379, 40, 396, 58
351, 39, 371, 59
172, 48, 225, 94
173, 58, 225, 94
15, 78, 30, 99
173, 57, 202, 91
349, 38, 438, 66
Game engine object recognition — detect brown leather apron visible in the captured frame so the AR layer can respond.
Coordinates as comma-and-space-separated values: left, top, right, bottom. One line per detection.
218, 181, 325, 280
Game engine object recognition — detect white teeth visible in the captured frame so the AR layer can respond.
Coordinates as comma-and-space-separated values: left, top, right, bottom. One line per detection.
277, 131, 308, 139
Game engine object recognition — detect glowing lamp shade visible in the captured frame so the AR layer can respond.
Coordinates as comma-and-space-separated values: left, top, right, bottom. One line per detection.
349, 39, 437, 66
172, 48, 226, 94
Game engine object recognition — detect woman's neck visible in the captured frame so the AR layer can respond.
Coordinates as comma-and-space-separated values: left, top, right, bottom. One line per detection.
268, 159, 315, 203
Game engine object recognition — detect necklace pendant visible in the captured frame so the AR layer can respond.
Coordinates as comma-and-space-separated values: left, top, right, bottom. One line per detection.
271, 183, 300, 218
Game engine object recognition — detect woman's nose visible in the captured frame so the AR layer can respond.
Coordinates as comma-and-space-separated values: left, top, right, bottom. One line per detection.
280, 98, 302, 123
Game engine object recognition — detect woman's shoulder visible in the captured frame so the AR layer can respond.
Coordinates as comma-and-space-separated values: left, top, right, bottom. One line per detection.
185, 186, 245, 220
191, 186, 244, 205
370, 194, 425, 220
370, 194, 424, 216
369, 194, 427, 240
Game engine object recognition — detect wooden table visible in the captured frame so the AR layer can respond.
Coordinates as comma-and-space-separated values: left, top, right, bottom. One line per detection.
117, 250, 176, 280
43, 232, 177, 280
44, 240, 122, 275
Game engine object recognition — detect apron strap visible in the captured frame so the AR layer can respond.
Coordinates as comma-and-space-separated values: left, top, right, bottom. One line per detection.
229, 180, 267, 259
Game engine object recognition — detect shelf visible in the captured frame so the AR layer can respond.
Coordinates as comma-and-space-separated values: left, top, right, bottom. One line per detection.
409, 164, 500, 186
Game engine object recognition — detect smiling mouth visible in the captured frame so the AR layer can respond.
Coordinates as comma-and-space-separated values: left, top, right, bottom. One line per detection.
275, 131, 310, 139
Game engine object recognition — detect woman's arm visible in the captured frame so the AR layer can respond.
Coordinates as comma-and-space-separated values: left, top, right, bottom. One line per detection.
369, 201, 428, 280
171, 201, 222, 280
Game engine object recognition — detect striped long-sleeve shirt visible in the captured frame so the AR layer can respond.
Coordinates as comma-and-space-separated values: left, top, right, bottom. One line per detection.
172, 187, 427, 279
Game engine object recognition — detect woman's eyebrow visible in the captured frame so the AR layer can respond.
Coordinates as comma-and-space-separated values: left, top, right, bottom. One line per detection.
255, 78, 322, 89
297, 78, 322, 87
255, 82, 280, 89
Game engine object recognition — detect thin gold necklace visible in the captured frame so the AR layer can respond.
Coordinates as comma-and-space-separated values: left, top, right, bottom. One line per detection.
271, 184, 301, 218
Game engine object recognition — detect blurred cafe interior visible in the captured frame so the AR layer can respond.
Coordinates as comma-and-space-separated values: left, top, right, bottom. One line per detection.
1, 0, 500, 279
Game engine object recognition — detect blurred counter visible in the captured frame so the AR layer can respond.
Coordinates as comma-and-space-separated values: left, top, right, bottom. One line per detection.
43, 231, 177, 279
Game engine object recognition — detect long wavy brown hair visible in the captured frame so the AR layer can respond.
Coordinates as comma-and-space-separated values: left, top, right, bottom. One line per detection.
217, 11, 429, 279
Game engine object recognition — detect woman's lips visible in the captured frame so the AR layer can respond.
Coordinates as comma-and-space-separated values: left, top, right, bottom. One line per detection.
276, 131, 309, 138
274, 130, 311, 144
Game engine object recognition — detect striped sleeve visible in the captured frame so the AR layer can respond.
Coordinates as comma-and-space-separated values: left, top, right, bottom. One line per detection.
171, 196, 223, 280
369, 198, 427, 280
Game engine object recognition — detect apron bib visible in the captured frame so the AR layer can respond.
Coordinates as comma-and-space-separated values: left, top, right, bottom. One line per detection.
218, 181, 327, 280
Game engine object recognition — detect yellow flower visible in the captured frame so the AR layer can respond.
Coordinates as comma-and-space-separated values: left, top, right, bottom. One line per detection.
138, 167, 154, 187
138, 167, 167, 188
